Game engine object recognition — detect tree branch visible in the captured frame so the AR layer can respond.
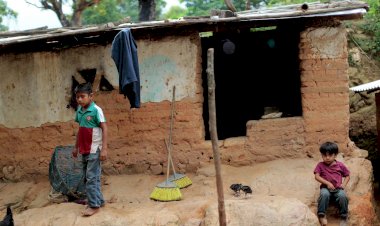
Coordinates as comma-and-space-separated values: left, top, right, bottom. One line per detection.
44, 0, 71, 27
76, 0, 100, 12
25, 0, 49, 9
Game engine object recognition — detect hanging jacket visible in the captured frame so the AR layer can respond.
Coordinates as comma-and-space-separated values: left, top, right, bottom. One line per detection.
111, 28, 141, 108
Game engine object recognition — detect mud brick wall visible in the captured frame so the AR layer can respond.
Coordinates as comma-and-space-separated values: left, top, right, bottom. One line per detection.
94, 92, 206, 176
299, 25, 351, 157
0, 91, 206, 180
0, 34, 206, 180
245, 117, 306, 163
240, 25, 351, 163
0, 25, 353, 180
0, 123, 78, 181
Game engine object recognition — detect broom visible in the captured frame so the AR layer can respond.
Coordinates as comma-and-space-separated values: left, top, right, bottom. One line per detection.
166, 86, 192, 189
149, 138, 182, 201
165, 139, 192, 189
149, 86, 182, 201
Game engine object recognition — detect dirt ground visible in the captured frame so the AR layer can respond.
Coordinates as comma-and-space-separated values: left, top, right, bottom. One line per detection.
1, 158, 364, 225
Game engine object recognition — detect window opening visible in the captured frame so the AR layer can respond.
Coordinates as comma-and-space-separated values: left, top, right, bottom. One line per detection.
67, 76, 79, 110
78, 68, 96, 84
99, 75, 114, 91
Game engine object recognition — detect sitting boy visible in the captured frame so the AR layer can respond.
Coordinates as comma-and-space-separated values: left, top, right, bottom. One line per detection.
314, 141, 350, 226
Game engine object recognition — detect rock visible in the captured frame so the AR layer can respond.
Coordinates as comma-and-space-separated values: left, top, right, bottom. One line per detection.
246, 159, 318, 204
15, 203, 128, 226
345, 158, 373, 195
347, 141, 368, 158
349, 47, 362, 65
3, 165, 22, 182
150, 163, 163, 175
0, 182, 33, 210
202, 196, 318, 225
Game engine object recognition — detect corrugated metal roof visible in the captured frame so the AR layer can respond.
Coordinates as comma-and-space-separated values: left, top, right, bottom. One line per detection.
0, 0, 368, 54
350, 80, 380, 93
0, 8, 367, 46
0, 1, 368, 41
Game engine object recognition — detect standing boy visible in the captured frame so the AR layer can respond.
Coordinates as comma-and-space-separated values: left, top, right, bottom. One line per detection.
314, 141, 350, 226
72, 83, 108, 216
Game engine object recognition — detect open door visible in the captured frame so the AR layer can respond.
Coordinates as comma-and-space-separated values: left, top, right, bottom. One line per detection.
202, 25, 302, 140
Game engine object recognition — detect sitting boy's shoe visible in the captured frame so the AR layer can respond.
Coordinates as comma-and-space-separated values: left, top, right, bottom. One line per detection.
318, 214, 327, 226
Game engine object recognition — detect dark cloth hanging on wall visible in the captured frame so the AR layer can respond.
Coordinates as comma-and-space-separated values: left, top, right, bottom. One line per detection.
111, 28, 141, 108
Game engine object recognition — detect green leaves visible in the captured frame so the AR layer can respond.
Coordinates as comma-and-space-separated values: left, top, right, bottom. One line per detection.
82, 0, 138, 24
179, 0, 248, 16
82, 0, 165, 24
162, 5, 187, 19
0, 0, 17, 31
355, 0, 380, 59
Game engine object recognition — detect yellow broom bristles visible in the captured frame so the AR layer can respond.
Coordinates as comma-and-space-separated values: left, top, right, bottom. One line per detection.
150, 181, 182, 201
169, 174, 192, 189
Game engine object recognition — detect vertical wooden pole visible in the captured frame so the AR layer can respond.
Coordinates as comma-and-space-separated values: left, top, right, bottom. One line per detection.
207, 48, 227, 226
376, 93, 380, 153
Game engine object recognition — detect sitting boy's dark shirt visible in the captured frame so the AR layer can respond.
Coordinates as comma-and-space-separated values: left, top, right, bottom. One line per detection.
314, 161, 350, 189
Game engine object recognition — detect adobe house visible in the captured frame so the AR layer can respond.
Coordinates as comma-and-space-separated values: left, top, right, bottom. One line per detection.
0, 1, 368, 180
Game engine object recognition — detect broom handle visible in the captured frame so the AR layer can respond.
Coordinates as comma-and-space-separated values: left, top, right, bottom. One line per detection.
165, 139, 171, 183
168, 86, 177, 176
163, 86, 176, 183
165, 139, 177, 175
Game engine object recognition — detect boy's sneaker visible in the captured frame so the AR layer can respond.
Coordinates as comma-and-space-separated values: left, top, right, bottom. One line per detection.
318, 214, 327, 226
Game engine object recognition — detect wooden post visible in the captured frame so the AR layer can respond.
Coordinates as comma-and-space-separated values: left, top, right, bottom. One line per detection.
207, 48, 227, 226
376, 93, 380, 153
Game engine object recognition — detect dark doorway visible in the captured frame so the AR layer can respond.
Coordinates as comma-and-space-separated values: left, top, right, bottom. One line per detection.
202, 25, 302, 140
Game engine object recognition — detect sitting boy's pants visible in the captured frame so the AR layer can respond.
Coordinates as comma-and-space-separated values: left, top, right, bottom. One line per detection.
82, 149, 105, 208
317, 188, 348, 218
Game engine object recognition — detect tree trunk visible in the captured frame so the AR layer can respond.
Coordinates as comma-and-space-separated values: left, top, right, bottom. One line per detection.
39, 0, 70, 27
207, 48, 227, 226
72, 11, 83, 27
138, 0, 156, 22
72, 0, 100, 26
224, 0, 237, 12
246, 0, 251, 10
38, 0, 100, 27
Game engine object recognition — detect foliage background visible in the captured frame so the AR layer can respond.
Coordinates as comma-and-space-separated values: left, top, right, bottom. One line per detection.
358, 0, 380, 59
0, 0, 16, 31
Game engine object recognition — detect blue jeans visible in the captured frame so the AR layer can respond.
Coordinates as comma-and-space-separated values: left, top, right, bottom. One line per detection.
317, 188, 348, 218
82, 150, 104, 208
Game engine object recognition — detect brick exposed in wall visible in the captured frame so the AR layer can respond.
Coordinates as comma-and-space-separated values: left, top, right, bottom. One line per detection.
300, 24, 350, 157
244, 117, 306, 162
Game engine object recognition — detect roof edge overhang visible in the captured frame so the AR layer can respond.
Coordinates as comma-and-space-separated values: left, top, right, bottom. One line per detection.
350, 80, 380, 93
0, 3, 368, 55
